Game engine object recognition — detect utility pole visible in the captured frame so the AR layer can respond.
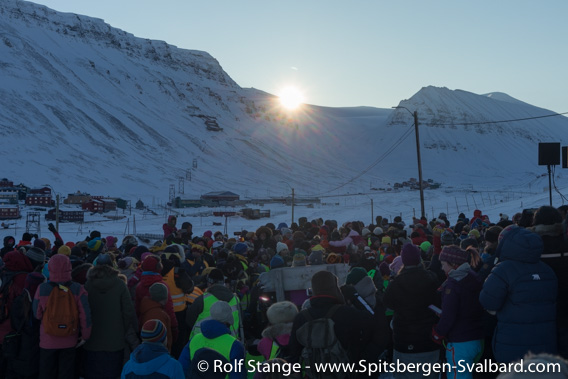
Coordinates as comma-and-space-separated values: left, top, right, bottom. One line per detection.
291, 187, 295, 227
392, 106, 425, 218
370, 198, 374, 225
414, 111, 425, 218
56, 194, 60, 232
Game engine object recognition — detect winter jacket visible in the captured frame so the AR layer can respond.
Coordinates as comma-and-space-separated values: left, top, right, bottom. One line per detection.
0, 235, 15, 257
383, 265, 441, 353
479, 226, 557, 363
32, 254, 92, 349
121, 342, 184, 379
138, 297, 172, 352
179, 319, 246, 379
288, 296, 381, 370
531, 223, 568, 321
135, 272, 178, 338
258, 322, 292, 360
0, 250, 34, 343
434, 263, 484, 343
328, 230, 359, 248
186, 284, 238, 335
84, 264, 135, 352
162, 216, 178, 240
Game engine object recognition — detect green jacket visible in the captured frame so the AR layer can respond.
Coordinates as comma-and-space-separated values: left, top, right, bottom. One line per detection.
84, 264, 135, 352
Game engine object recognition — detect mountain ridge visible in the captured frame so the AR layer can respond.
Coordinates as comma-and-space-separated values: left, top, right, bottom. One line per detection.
1, 0, 567, 208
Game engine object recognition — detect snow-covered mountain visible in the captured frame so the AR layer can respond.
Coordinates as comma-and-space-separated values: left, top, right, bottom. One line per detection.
1, 0, 567, 210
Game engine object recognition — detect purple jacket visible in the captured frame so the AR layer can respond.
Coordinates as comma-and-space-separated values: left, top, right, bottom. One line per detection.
434, 264, 483, 343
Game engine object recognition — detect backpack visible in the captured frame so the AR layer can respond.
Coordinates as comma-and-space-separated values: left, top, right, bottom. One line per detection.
42, 282, 79, 337
2, 288, 32, 358
0, 272, 15, 324
296, 305, 351, 379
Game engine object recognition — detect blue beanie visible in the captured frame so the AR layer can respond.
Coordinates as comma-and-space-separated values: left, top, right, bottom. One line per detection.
233, 242, 248, 255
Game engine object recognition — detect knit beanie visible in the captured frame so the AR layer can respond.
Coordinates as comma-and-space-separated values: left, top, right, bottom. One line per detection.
149, 282, 169, 303
378, 261, 390, 277
373, 227, 383, 236
87, 237, 104, 253
58, 245, 71, 256
381, 236, 392, 245
266, 301, 298, 325
33, 238, 46, 251
484, 226, 503, 244
389, 256, 403, 274
95, 253, 113, 267
345, 267, 367, 285
311, 271, 344, 303
141, 319, 167, 343
141, 256, 160, 272
401, 243, 421, 266
308, 250, 323, 265
210, 301, 234, 326
276, 242, 289, 255
441, 230, 455, 246
25, 247, 46, 265
460, 237, 479, 250
468, 229, 481, 240
439, 246, 470, 266
361, 228, 371, 237
292, 253, 306, 267
270, 254, 285, 269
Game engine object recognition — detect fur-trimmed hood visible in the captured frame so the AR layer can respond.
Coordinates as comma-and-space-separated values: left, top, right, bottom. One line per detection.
261, 322, 293, 339
256, 226, 273, 239
530, 223, 564, 237
86, 264, 120, 291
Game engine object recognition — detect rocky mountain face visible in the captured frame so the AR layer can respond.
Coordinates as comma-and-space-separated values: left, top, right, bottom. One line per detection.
1, 0, 566, 204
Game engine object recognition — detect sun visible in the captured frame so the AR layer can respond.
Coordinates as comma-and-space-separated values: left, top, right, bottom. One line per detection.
278, 86, 305, 110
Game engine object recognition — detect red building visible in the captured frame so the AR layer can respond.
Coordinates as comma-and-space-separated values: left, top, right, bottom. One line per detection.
82, 199, 117, 213
25, 187, 52, 206
0, 204, 20, 219
0, 178, 14, 188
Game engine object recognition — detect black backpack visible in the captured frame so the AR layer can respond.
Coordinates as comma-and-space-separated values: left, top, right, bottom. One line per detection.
296, 305, 351, 379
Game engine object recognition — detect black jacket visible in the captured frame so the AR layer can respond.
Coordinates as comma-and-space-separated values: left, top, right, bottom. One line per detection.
383, 265, 441, 353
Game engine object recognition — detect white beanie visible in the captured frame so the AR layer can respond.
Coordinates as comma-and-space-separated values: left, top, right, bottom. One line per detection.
373, 227, 383, 236
276, 242, 289, 255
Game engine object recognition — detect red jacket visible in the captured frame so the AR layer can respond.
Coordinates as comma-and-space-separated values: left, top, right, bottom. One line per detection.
135, 273, 178, 338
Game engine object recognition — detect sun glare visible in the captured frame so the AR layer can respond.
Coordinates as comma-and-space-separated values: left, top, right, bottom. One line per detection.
279, 86, 304, 110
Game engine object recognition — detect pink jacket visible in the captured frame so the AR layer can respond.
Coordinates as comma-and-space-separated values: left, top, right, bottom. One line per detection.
33, 255, 92, 349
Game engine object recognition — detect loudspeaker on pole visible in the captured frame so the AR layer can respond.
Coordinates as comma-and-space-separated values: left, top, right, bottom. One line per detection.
538, 142, 560, 166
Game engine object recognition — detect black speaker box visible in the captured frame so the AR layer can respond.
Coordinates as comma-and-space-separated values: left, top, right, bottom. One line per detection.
538, 142, 560, 166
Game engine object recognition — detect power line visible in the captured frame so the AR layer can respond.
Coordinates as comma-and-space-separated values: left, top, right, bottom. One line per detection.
424, 111, 568, 127
308, 124, 415, 197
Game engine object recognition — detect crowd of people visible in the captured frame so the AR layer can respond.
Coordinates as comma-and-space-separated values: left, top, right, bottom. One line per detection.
0, 206, 567, 378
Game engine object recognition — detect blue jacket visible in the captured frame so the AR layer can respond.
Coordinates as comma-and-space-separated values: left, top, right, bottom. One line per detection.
179, 319, 245, 379
479, 226, 557, 363
121, 342, 184, 379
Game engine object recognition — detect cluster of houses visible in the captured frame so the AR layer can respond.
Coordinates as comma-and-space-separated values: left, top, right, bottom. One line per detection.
0, 178, 131, 222
372, 178, 440, 191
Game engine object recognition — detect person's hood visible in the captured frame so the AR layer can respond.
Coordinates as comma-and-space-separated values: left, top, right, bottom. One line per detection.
206, 284, 234, 302
497, 226, 543, 263
353, 276, 377, 308
129, 343, 171, 371
530, 223, 564, 238
448, 262, 472, 281
3, 250, 34, 273
261, 322, 293, 340
201, 319, 232, 339
347, 230, 359, 238
3, 236, 15, 248
48, 254, 72, 282
473, 210, 482, 217
86, 264, 120, 291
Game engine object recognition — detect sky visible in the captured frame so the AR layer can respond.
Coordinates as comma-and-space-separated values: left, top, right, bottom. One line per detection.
31, 0, 568, 113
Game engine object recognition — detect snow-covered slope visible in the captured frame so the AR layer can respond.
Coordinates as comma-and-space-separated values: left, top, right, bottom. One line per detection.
1, 0, 567, 209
